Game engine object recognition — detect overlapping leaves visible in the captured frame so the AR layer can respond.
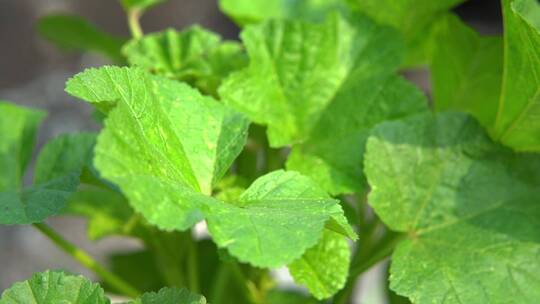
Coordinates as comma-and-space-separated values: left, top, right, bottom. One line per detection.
123, 26, 246, 96
364, 112, 540, 303
66, 67, 354, 287
0, 271, 205, 304
219, 14, 427, 195
0, 102, 95, 225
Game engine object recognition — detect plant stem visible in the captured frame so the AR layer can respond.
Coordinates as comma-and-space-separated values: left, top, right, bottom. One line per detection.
187, 236, 199, 293
32, 222, 140, 298
127, 9, 143, 39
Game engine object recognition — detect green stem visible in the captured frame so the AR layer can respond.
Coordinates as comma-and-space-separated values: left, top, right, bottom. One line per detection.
127, 9, 143, 38
32, 223, 140, 298
333, 230, 404, 304
187, 237, 199, 293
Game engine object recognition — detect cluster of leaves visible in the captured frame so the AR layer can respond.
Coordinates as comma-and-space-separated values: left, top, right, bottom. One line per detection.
1, 0, 539, 303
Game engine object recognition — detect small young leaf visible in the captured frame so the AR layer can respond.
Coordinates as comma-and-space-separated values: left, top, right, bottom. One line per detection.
123, 27, 246, 96
364, 112, 540, 303
37, 14, 126, 63
128, 287, 206, 304
289, 230, 350, 299
431, 14, 503, 128
0, 271, 110, 304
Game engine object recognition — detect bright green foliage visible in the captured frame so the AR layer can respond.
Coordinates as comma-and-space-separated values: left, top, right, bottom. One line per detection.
66, 66, 250, 230
353, 0, 466, 65
66, 67, 353, 274
289, 230, 350, 299
37, 14, 126, 62
1, 133, 95, 224
128, 287, 206, 304
220, 14, 427, 194
123, 26, 246, 96
218, 0, 348, 26
0, 271, 110, 304
120, 0, 168, 11
492, 0, 540, 150
364, 112, 540, 303
432, 14, 503, 128
205, 170, 353, 268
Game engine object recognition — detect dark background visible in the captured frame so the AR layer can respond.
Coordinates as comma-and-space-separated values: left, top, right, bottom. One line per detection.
0, 0, 502, 300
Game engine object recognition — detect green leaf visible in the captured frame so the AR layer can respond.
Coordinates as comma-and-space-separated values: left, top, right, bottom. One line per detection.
66, 66, 249, 230
491, 0, 540, 150
219, 14, 406, 147
0, 133, 96, 225
205, 170, 353, 268
106, 250, 166, 293
0, 271, 110, 304
354, 0, 466, 65
120, 0, 168, 11
123, 27, 246, 96
0, 102, 45, 192
37, 14, 126, 63
289, 230, 350, 299
220, 14, 427, 194
129, 287, 206, 304
364, 112, 540, 303
431, 14, 503, 128
218, 0, 349, 26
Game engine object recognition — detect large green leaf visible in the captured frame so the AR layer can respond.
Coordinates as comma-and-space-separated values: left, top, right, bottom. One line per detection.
1, 133, 96, 225
123, 26, 246, 96
128, 287, 205, 304
353, 0, 466, 65
220, 14, 427, 194
205, 170, 354, 268
491, 0, 540, 150
66, 66, 249, 230
364, 112, 540, 303
431, 14, 503, 128
288, 230, 350, 299
37, 14, 126, 62
0, 271, 110, 304
218, 0, 349, 26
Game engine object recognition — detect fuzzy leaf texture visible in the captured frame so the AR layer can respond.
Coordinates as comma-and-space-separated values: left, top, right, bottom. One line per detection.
364, 112, 540, 303
66, 67, 354, 272
220, 14, 427, 194
123, 26, 246, 96
432, 0, 540, 151
0, 271, 110, 304
37, 14, 126, 62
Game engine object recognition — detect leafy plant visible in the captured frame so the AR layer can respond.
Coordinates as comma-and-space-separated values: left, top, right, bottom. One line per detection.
1, 0, 539, 303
